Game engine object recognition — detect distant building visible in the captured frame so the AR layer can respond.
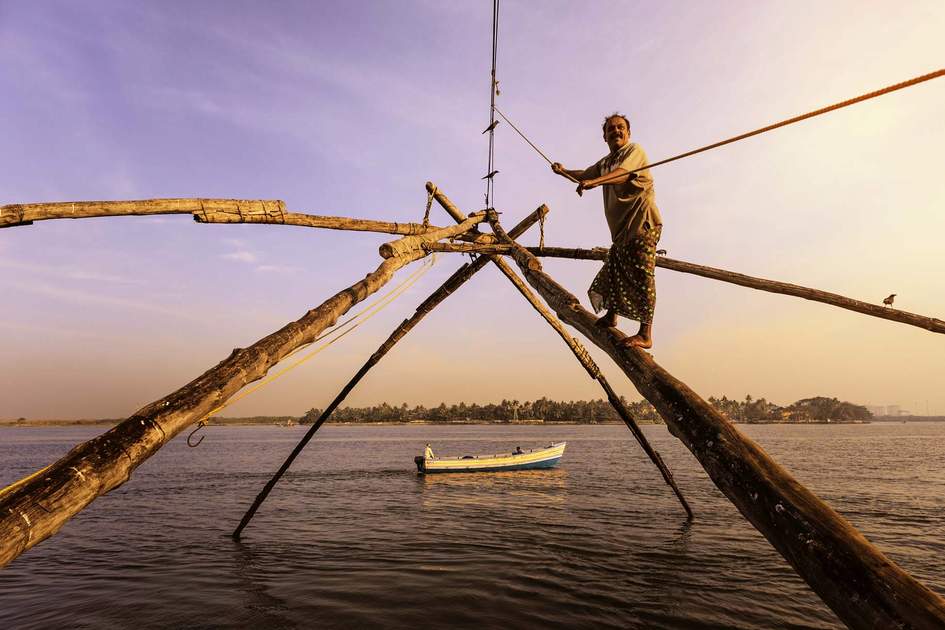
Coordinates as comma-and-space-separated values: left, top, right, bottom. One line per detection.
866, 405, 886, 417
886, 405, 901, 417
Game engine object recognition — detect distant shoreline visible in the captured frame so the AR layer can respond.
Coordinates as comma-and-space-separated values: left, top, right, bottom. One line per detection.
3, 417, 943, 428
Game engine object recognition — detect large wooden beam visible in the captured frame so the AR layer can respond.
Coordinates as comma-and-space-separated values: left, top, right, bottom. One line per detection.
0, 238, 450, 567
490, 211, 945, 629
0, 198, 455, 237
426, 242, 945, 336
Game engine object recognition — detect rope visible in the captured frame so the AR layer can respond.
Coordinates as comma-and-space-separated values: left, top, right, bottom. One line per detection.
539, 211, 545, 250
591, 67, 944, 186
0, 464, 53, 500
493, 105, 554, 166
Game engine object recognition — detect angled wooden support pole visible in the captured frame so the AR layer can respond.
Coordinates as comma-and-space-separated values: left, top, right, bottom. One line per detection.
232, 205, 549, 538
491, 212, 945, 629
0, 225, 467, 567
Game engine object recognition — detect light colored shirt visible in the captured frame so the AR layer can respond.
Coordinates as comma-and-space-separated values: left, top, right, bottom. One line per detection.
424, 446, 435, 459
586, 142, 661, 243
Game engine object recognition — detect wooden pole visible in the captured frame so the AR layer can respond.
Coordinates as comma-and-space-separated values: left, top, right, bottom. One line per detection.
426, 242, 945, 336
424, 187, 692, 518
378, 212, 487, 258
0, 197, 462, 237
232, 206, 549, 538
0, 217, 492, 567
491, 211, 945, 630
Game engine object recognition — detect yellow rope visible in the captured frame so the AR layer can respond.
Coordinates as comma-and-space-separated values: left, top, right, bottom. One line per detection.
199, 254, 437, 421
0, 464, 53, 500
266, 253, 436, 367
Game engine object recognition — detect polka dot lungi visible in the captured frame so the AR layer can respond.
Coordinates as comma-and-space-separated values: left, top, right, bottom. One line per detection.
588, 225, 661, 324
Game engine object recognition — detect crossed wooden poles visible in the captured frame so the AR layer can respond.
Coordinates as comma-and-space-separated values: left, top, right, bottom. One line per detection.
1, 188, 944, 629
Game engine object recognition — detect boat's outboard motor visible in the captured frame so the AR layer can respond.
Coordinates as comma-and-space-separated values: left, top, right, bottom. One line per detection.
414, 455, 425, 473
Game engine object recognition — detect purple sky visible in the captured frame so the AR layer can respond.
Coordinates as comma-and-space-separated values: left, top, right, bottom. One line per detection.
2, 1, 943, 418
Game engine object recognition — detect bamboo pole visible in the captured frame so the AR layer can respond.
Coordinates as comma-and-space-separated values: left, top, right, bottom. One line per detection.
0, 197, 458, 237
426, 242, 945, 336
0, 218, 493, 567
490, 211, 945, 629
232, 206, 549, 538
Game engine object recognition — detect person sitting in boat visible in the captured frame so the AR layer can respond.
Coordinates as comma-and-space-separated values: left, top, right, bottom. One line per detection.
424, 443, 435, 459
514, 446, 524, 455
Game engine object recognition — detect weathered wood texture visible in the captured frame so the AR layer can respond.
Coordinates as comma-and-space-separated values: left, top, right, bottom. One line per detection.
427, 242, 945, 336
0, 241, 449, 567
0, 198, 454, 237
490, 212, 945, 629
232, 206, 549, 538
379, 212, 487, 258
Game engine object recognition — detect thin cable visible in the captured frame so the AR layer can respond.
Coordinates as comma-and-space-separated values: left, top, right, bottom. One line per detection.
484, 0, 500, 209
494, 105, 553, 165
590, 67, 944, 186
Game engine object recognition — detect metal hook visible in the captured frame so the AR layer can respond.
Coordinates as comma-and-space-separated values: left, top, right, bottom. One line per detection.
187, 421, 207, 448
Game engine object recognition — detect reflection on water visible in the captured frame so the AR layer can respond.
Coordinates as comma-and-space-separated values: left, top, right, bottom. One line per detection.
1, 423, 943, 629
421, 468, 569, 509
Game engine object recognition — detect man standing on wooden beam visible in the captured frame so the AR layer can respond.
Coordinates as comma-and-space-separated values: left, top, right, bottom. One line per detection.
552, 113, 663, 348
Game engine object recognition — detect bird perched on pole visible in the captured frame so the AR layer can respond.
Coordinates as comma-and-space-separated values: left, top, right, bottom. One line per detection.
482, 170, 499, 180
883, 294, 896, 307
482, 120, 500, 134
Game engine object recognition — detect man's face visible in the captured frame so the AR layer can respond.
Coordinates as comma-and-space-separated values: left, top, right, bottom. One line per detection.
603, 117, 630, 151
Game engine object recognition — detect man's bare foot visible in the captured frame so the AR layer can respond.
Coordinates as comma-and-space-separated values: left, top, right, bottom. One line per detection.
619, 334, 652, 349
595, 311, 618, 328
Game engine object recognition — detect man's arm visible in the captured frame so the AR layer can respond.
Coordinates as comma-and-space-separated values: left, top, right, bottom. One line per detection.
579, 144, 648, 192
551, 162, 596, 181
577, 167, 630, 192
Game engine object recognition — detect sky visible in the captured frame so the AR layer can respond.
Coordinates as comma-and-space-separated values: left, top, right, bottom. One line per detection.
1, 1, 942, 419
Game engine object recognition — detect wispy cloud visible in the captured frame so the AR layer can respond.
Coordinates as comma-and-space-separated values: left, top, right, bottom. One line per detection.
3, 279, 204, 322
255, 264, 300, 274
0, 319, 117, 340
221, 251, 258, 263
0, 258, 136, 284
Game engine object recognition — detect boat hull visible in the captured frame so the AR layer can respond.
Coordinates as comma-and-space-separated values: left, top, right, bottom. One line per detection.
417, 442, 566, 474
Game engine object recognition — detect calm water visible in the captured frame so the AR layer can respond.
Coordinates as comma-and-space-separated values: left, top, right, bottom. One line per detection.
1, 423, 943, 629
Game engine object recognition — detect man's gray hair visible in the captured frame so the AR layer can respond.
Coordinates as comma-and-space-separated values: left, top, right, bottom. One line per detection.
601, 112, 631, 134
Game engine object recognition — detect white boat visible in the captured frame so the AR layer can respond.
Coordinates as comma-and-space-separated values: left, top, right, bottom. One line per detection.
414, 442, 566, 474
